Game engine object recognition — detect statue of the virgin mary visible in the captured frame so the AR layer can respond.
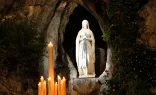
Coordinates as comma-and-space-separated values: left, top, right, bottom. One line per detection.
76, 20, 95, 78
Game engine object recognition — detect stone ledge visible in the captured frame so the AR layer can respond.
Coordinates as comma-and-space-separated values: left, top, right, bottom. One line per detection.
73, 78, 100, 94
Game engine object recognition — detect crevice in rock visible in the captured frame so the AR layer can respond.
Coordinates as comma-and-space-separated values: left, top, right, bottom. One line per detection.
63, 5, 107, 77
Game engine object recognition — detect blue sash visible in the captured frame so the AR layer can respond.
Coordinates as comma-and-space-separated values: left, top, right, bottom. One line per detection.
82, 38, 87, 69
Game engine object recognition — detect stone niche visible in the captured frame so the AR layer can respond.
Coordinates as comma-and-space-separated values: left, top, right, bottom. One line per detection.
63, 5, 107, 77
62, 5, 108, 95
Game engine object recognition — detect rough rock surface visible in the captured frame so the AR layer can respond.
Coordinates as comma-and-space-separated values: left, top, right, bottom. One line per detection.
0, 0, 155, 94
26, 1, 110, 94
73, 78, 100, 95
95, 48, 106, 76
138, 0, 156, 49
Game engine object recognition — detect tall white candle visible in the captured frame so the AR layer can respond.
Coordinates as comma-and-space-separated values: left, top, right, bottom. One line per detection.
58, 75, 61, 95
63, 77, 66, 95
40, 76, 44, 95
43, 81, 46, 95
54, 82, 58, 95
38, 82, 41, 95
61, 80, 64, 95
48, 77, 51, 95
48, 42, 54, 94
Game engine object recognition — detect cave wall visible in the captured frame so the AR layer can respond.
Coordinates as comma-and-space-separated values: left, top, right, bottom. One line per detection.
0, 0, 155, 94
0, 0, 78, 94
25, 0, 109, 78
22, 0, 156, 78
26, 1, 109, 94
138, 0, 156, 49
63, 5, 107, 77
26, 0, 156, 94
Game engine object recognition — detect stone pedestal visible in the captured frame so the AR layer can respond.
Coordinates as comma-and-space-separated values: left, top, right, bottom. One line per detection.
72, 78, 101, 95
79, 74, 96, 78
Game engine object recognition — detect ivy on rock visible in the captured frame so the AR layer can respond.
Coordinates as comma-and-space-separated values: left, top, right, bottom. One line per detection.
0, 15, 45, 93
103, 0, 156, 95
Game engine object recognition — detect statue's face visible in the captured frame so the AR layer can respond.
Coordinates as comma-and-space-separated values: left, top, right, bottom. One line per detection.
82, 20, 89, 29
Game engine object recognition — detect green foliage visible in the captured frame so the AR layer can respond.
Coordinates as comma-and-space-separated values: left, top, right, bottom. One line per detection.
0, 17, 45, 80
109, 45, 156, 95
103, 0, 156, 95
103, 24, 116, 43
105, 0, 140, 45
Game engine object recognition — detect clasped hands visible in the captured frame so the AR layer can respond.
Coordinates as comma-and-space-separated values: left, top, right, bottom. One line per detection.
80, 36, 92, 41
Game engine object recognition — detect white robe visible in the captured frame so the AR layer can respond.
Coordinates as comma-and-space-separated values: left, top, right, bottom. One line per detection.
76, 29, 95, 77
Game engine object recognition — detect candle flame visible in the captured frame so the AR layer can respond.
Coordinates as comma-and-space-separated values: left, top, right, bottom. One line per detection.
48, 42, 53, 47
48, 77, 51, 80
58, 75, 61, 79
44, 81, 46, 84
40, 76, 44, 80
38, 82, 41, 85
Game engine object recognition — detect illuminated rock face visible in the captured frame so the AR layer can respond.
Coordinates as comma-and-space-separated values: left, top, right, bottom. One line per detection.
24, 1, 108, 94
0, 0, 154, 94
138, 0, 156, 49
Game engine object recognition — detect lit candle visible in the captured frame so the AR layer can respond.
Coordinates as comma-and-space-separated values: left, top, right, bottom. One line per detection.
61, 80, 64, 95
63, 77, 66, 95
38, 82, 41, 95
48, 42, 54, 78
43, 81, 46, 95
48, 77, 51, 95
40, 76, 44, 95
58, 75, 61, 95
48, 42, 54, 94
54, 82, 58, 95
